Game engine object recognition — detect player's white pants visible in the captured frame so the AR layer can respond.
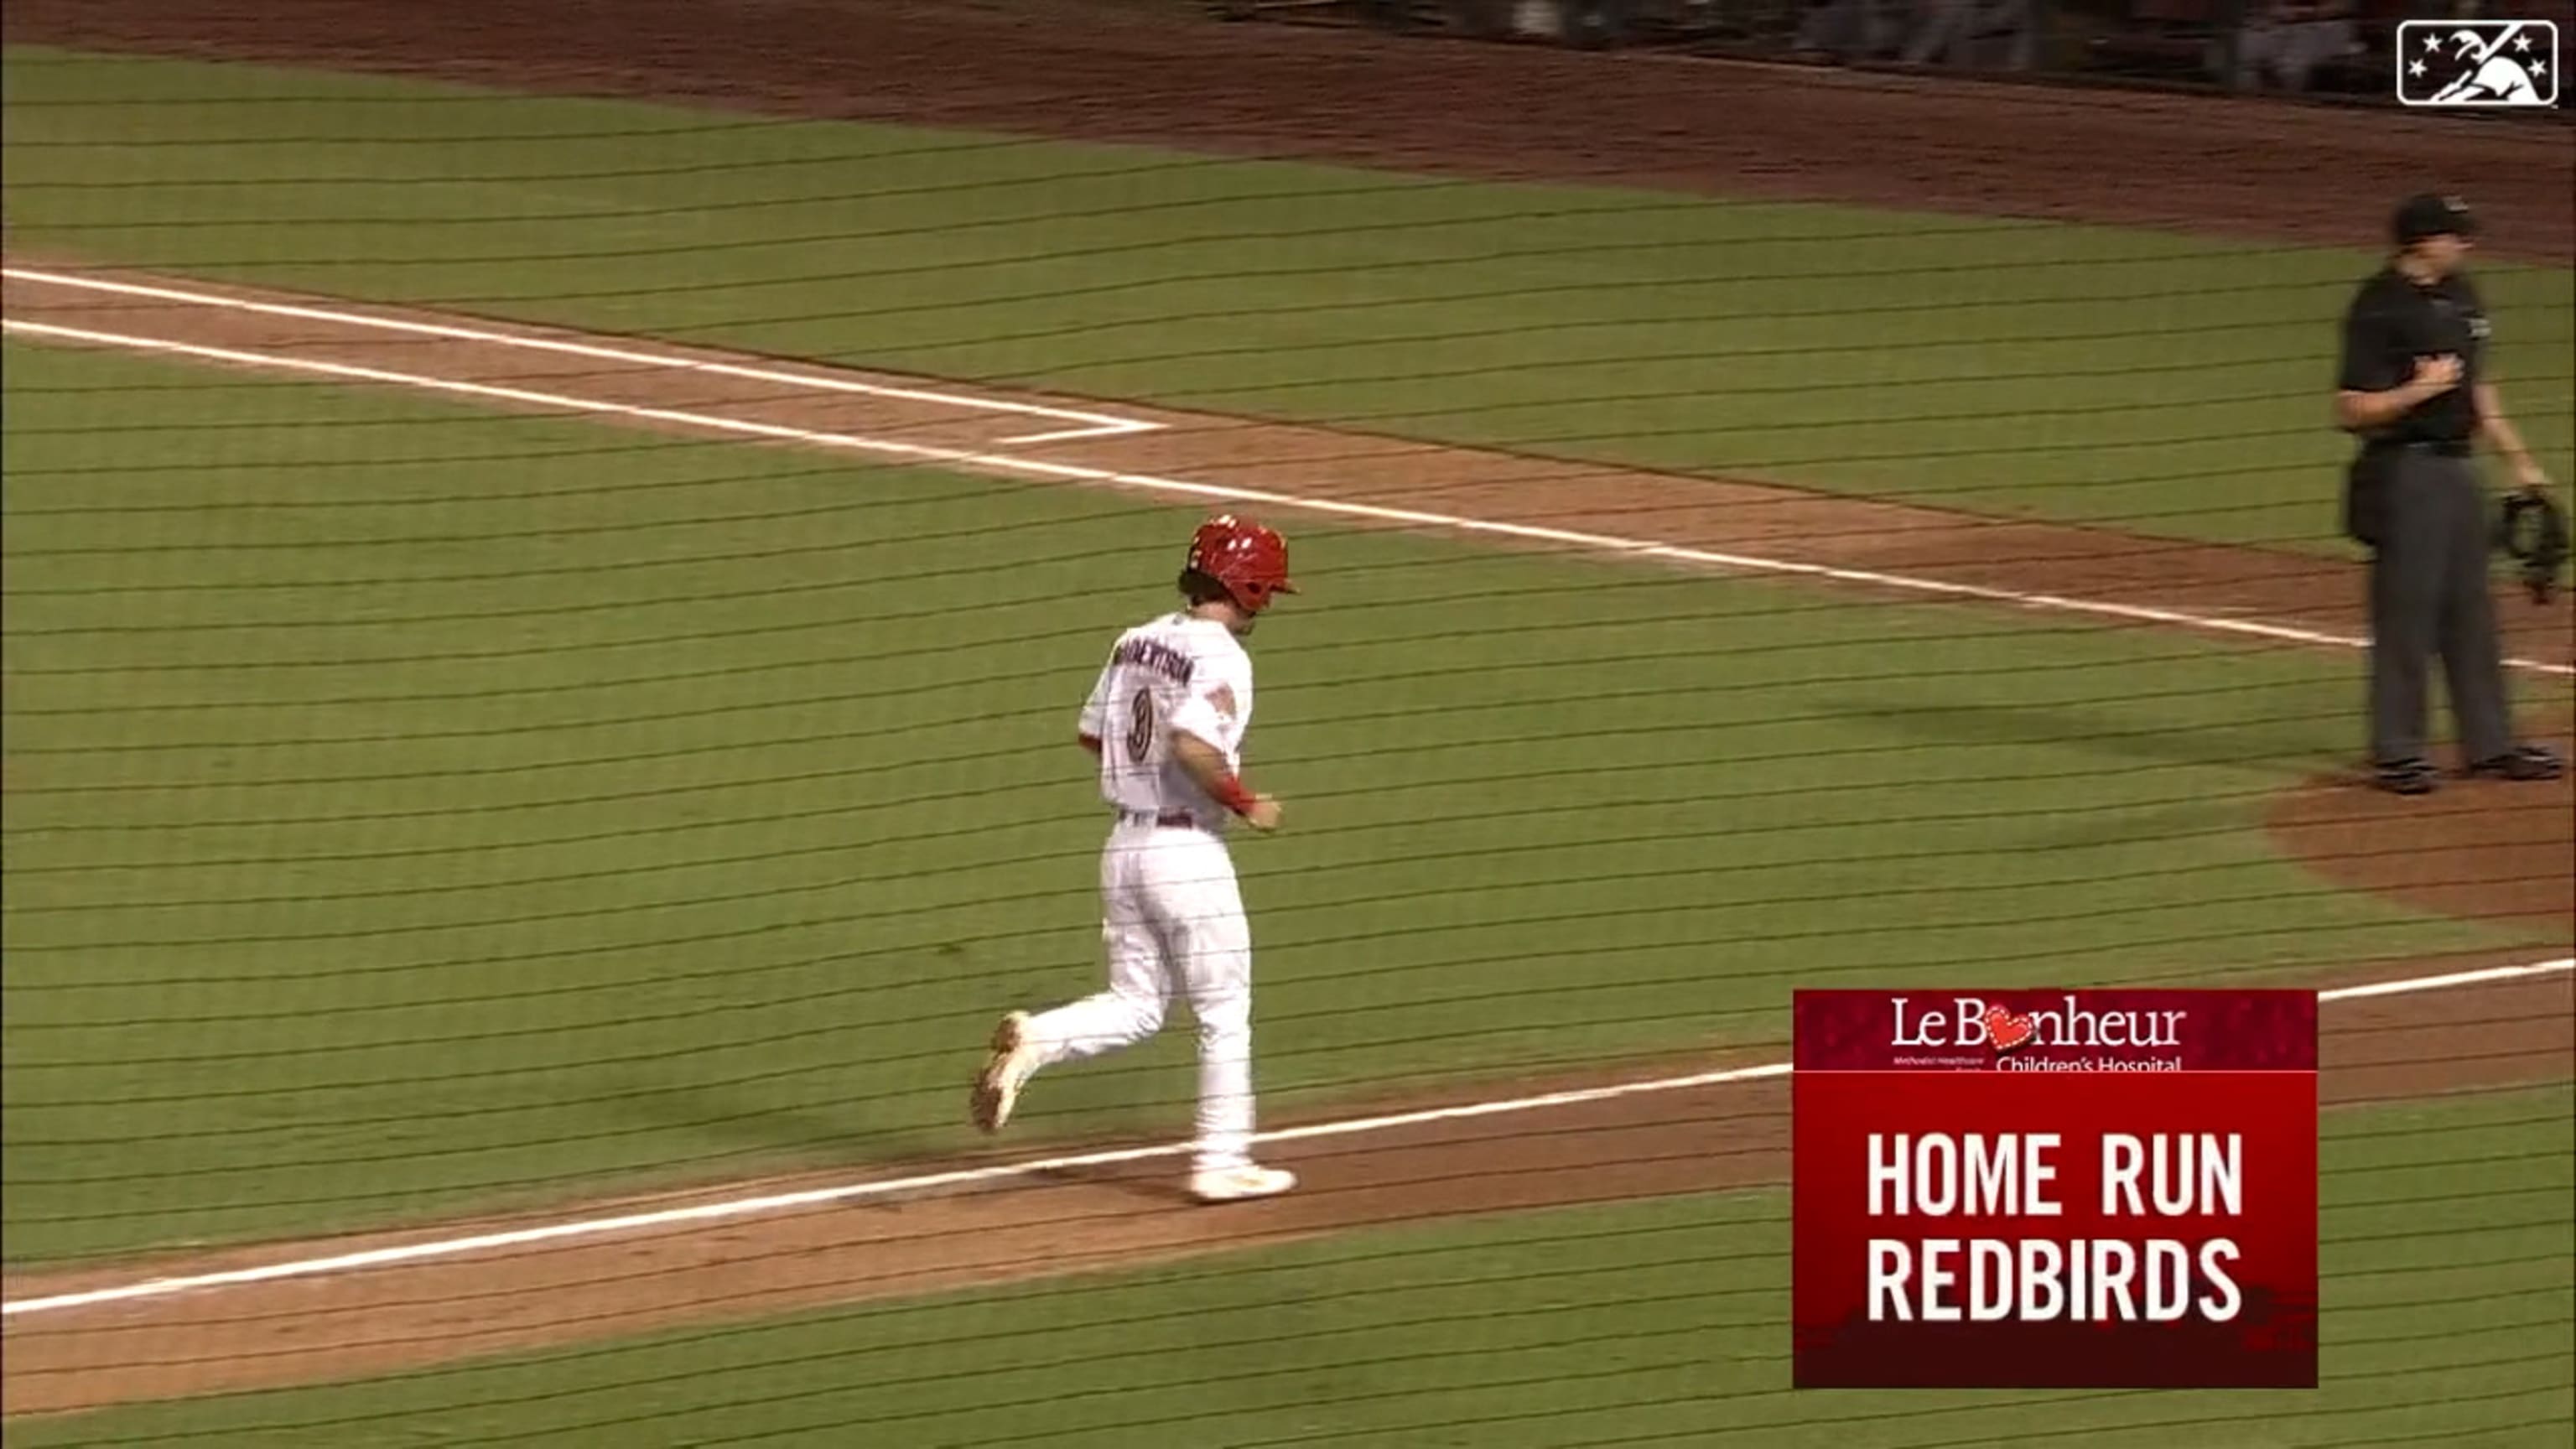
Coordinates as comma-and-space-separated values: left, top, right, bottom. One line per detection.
1020, 818, 1258, 1174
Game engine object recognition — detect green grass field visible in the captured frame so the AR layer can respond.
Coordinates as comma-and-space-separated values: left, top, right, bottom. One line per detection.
11, 1086, 2569, 1448
10, 340, 2531, 1265
4, 46, 2570, 550
3, 34, 2571, 1448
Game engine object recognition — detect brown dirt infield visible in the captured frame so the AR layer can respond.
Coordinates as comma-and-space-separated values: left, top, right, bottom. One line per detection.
4, 968, 2570, 1417
9, 262, 2570, 675
4, 254, 2571, 1426
3, 0, 2573, 1420
2272, 730, 2576, 935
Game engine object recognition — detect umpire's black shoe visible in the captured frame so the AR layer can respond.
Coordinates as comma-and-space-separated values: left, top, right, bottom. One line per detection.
2372, 757, 2439, 795
2463, 745, 2565, 782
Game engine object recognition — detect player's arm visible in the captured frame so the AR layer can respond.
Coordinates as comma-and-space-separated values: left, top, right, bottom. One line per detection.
2473, 382, 2553, 494
1076, 659, 1112, 757
2333, 304, 2461, 432
1171, 728, 1280, 831
1166, 660, 1279, 829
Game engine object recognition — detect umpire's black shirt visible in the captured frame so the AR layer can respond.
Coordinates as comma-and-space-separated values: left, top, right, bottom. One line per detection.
2336, 266, 2487, 449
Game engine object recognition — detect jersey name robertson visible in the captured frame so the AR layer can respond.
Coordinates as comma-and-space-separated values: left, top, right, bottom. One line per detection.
1081, 614, 1254, 821
1110, 635, 1197, 685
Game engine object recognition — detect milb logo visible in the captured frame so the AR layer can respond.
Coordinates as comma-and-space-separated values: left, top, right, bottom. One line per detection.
2396, 19, 2560, 107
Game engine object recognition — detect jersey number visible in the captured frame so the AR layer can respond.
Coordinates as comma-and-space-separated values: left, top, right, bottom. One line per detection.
1124, 691, 1156, 765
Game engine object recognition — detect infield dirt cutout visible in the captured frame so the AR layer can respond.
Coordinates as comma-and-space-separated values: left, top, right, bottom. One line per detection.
3, 0, 2573, 1418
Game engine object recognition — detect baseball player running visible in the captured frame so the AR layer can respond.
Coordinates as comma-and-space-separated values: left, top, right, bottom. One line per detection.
972, 515, 1299, 1204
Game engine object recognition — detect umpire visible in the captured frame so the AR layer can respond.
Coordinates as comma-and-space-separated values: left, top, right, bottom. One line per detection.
2335, 192, 2563, 796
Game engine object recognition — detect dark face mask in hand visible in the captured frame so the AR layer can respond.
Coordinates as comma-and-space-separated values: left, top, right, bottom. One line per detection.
2496, 491, 2570, 606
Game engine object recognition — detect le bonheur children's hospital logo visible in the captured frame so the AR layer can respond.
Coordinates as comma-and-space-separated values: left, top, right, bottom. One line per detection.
2397, 19, 2560, 107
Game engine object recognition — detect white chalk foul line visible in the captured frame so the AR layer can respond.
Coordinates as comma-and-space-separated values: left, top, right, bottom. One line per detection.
3, 267, 1161, 444
3, 957, 2566, 1320
8, 309, 2568, 678
2313, 957, 2574, 1001
0, 317, 1171, 476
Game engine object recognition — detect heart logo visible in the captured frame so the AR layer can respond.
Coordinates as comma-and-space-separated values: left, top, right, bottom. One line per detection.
1983, 1004, 2037, 1052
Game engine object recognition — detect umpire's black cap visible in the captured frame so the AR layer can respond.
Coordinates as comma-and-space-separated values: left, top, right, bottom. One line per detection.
2392, 193, 2478, 247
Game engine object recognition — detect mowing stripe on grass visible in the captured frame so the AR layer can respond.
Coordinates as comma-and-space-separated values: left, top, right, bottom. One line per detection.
4, 956, 2566, 1321
8, 272, 2568, 678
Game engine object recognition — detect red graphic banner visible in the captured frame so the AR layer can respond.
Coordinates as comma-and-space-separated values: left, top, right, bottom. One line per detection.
1792, 989, 2318, 1389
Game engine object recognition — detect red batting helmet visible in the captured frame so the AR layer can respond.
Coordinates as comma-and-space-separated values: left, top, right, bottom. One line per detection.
1184, 513, 1296, 613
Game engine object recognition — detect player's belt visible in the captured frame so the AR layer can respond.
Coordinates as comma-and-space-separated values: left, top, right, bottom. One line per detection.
1118, 809, 1205, 830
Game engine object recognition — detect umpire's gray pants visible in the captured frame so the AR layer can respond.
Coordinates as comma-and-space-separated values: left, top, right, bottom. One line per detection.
2368, 450, 2510, 766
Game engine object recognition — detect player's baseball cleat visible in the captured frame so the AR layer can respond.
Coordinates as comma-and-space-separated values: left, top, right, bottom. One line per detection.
970, 1011, 1036, 1134
1187, 1163, 1296, 1203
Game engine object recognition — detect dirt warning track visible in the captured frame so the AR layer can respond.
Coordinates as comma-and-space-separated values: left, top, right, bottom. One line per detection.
6, 0, 2569, 260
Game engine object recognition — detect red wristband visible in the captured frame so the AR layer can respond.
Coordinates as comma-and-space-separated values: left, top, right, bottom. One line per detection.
1209, 773, 1259, 817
